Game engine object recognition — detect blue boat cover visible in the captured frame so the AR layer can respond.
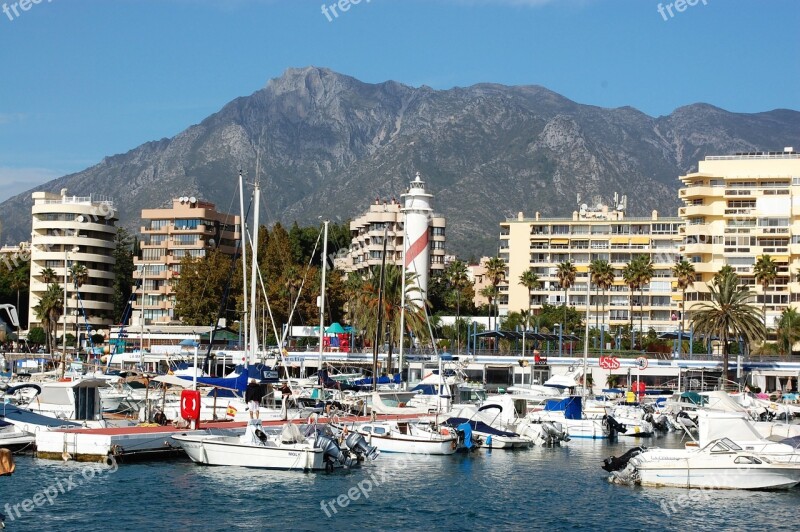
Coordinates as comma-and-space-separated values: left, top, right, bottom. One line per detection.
543, 396, 583, 420
457, 422, 473, 449
445, 418, 518, 438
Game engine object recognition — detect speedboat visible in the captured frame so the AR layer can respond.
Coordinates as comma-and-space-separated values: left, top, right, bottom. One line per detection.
603, 438, 800, 490
444, 404, 531, 449
171, 420, 379, 471
527, 396, 614, 440
355, 420, 458, 455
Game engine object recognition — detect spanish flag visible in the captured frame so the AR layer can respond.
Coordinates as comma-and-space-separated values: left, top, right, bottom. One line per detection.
226, 405, 237, 417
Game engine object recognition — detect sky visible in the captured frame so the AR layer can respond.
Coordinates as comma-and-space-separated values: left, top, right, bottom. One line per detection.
0, 0, 797, 203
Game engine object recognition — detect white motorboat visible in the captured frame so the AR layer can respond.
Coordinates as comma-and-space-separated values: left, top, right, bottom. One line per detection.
445, 404, 531, 449
0, 419, 34, 452
527, 396, 612, 440
603, 438, 800, 490
171, 420, 379, 471
356, 421, 458, 455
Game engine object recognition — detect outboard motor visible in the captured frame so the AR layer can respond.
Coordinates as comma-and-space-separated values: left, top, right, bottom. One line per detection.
541, 422, 570, 443
651, 414, 669, 432
603, 415, 627, 437
676, 410, 698, 430
602, 446, 645, 473
345, 432, 380, 461
316, 433, 356, 468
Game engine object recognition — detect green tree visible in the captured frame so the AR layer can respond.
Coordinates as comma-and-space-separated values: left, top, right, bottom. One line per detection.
27, 326, 47, 346
691, 270, 766, 388
776, 307, 800, 356
589, 259, 613, 331
172, 250, 234, 326
484, 257, 506, 333
111, 228, 135, 321
635, 256, 655, 335
622, 258, 643, 341
32, 283, 63, 353
753, 254, 777, 328
556, 261, 577, 333
673, 259, 697, 353
349, 265, 428, 373
41, 267, 57, 285
713, 265, 735, 286
444, 259, 471, 353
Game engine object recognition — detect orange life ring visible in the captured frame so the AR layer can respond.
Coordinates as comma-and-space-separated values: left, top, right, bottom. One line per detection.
440, 428, 450, 436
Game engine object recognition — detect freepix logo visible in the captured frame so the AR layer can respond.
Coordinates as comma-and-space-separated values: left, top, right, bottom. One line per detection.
321, 0, 372, 23
657, 0, 708, 21
2, 0, 54, 23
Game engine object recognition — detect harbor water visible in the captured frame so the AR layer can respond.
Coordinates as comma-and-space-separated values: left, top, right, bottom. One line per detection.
3, 433, 800, 531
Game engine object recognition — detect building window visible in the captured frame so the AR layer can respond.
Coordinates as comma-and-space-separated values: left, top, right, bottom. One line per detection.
431, 227, 445, 237
149, 220, 169, 230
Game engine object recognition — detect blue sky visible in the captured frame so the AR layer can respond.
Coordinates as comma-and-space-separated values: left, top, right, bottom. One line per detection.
0, 0, 797, 202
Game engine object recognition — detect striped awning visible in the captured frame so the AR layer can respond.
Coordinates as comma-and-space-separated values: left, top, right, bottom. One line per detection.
550, 239, 569, 245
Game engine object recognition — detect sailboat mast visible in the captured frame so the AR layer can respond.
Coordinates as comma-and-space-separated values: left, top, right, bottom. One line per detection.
249, 182, 260, 365
372, 226, 389, 393
318, 220, 329, 371
398, 218, 407, 385
582, 275, 591, 401
238, 171, 249, 362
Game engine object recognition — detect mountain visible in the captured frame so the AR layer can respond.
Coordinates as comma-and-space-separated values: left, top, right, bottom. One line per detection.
2, 67, 799, 259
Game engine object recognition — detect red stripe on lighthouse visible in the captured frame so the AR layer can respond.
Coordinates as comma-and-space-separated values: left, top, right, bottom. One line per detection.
405, 231, 429, 267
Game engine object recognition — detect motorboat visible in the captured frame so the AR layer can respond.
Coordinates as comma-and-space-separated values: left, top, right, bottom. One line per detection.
444, 404, 531, 449
527, 396, 614, 440
354, 420, 459, 455
0, 419, 34, 452
603, 438, 800, 490
172, 420, 379, 471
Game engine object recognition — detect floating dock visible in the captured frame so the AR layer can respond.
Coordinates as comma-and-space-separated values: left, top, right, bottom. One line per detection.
35, 413, 422, 462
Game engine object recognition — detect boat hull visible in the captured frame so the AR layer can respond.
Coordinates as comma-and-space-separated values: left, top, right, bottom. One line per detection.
172, 434, 325, 471
637, 464, 800, 490
362, 433, 457, 455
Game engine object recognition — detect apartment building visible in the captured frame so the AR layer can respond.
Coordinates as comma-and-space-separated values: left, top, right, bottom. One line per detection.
678, 149, 800, 327
28, 189, 118, 333
134, 197, 240, 325
337, 174, 446, 296
499, 201, 683, 334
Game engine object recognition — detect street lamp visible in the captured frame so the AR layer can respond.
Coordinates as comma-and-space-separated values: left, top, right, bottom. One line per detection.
554, 322, 563, 357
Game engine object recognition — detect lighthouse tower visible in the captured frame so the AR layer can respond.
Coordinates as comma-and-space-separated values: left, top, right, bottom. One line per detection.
401, 172, 433, 305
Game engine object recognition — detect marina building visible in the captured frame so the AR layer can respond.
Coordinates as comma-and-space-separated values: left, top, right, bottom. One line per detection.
498, 199, 683, 334
134, 197, 240, 325
678, 148, 800, 327
337, 173, 446, 299
28, 189, 118, 334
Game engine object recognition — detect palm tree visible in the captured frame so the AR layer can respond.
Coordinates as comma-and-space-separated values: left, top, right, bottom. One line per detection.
776, 307, 800, 356
480, 285, 499, 333
349, 265, 428, 372
713, 265, 735, 286
622, 259, 643, 343
556, 261, 577, 333
691, 270, 766, 388
484, 257, 506, 334
444, 260, 471, 353
636, 257, 655, 337
32, 284, 64, 353
753, 255, 778, 327
519, 268, 542, 356
589, 259, 613, 332
673, 260, 697, 354
41, 267, 57, 285
9, 273, 28, 329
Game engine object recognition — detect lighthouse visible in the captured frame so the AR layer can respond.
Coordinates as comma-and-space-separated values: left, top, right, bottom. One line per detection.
401, 172, 433, 306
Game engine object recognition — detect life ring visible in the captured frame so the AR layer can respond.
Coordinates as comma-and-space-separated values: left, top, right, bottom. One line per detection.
440, 428, 450, 436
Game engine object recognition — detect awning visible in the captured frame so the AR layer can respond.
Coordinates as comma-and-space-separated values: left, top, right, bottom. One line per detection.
630, 236, 650, 245
576, 265, 589, 273
771, 255, 790, 263
672, 293, 683, 301
610, 236, 629, 244
550, 239, 569, 245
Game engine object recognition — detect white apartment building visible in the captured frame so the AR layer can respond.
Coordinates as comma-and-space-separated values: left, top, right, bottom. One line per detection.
28, 189, 118, 334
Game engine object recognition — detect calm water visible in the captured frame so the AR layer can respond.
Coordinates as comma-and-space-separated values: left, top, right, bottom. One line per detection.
3, 434, 800, 531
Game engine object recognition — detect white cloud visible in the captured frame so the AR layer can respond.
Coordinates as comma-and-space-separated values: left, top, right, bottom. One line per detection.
0, 167, 62, 203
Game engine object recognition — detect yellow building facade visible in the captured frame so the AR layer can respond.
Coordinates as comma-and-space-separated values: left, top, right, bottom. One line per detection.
499, 206, 683, 334
678, 150, 800, 328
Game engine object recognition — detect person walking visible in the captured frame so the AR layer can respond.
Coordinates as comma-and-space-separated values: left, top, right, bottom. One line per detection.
245, 379, 265, 420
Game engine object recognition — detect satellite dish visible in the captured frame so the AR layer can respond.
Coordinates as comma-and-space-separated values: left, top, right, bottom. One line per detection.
189, 196, 197, 204
580, 203, 588, 211
75, 215, 85, 223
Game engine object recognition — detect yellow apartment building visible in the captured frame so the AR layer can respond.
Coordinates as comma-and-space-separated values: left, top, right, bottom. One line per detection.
498, 201, 683, 334
678, 149, 800, 328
